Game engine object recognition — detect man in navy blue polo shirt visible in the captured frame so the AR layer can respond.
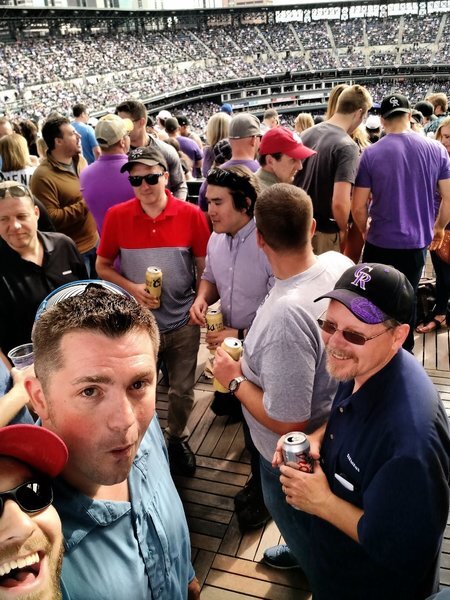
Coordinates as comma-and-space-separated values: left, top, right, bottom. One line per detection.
270, 263, 450, 599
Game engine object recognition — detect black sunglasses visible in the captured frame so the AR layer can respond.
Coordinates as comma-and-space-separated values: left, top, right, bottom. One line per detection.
317, 318, 393, 346
0, 184, 30, 199
0, 478, 53, 517
128, 173, 164, 187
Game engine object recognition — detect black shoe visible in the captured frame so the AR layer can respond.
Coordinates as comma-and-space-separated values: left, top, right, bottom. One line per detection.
234, 477, 260, 511
168, 440, 196, 476
236, 494, 271, 531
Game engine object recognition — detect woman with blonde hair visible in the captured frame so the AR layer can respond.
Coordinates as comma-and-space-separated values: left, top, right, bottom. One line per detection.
202, 112, 231, 176
0, 133, 37, 186
294, 112, 314, 134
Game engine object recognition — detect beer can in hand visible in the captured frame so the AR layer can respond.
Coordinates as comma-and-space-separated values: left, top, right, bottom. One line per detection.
213, 337, 242, 393
282, 431, 314, 473
145, 267, 162, 308
206, 308, 224, 355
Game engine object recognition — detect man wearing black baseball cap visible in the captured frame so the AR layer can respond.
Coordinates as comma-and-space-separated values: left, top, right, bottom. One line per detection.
0, 424, 69, 599
271, 263, 450, 599
352, 92, 450, 350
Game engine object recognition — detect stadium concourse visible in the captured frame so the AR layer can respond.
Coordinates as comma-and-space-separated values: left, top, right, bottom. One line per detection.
0, 11, 449, 124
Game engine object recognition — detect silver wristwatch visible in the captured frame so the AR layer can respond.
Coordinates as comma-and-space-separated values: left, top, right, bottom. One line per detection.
228, 375, 248, 394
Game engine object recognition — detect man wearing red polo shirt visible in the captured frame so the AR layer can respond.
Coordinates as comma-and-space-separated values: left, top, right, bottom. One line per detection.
96, 147, 210, 476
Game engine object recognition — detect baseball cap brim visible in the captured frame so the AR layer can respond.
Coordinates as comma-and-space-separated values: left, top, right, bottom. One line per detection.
0, 425, 68, 477
286, 145, 316, 161
382, 107, 410, 119
315, 289, 388, 324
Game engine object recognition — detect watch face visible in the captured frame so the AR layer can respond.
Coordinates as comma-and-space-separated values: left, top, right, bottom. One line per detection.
229, 379, 238, 393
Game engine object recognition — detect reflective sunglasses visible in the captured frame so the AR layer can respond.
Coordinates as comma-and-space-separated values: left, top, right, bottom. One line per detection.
0, 184, 30, 199
128, 173, 164, 187
0, 478, 53, 517
317, 318, 393, 346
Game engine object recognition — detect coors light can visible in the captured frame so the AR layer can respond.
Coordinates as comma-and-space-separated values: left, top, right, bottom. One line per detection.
213, 337, 243, 393
282, 431, 314, 473
145, 267, 162, 308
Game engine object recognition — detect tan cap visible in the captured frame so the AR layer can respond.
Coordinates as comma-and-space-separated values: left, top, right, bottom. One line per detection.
95, 114, 133, 148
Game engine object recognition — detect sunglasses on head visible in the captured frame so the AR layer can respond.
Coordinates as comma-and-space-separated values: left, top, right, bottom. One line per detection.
128, 173, 164, 187
0, 184, 30, 199
0, 478, 53, 517
317, 318, 393, 346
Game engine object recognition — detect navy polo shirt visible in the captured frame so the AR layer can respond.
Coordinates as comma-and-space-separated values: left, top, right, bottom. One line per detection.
308, 349, 450, 600
0, 231, 87, 354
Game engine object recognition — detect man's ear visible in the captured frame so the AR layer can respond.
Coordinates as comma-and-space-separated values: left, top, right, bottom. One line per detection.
25, 376, 51, 421
256, 228, 265, 249
391, 323, 410, 351
310, 217, 316, 237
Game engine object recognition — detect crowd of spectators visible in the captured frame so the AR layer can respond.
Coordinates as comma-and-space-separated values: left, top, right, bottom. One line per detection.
329, 18, 365, 47
0, 13, 449, 120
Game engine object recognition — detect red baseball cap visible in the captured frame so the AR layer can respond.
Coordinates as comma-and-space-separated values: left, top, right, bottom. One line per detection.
0, 425, 68, 477
259, 127, 316, 161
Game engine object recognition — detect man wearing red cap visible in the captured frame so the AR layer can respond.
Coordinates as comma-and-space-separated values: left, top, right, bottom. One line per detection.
256, 126, 316, 189
0, 424, 69, 600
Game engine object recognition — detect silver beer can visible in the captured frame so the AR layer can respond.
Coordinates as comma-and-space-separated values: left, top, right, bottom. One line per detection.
282, 431, 314, 473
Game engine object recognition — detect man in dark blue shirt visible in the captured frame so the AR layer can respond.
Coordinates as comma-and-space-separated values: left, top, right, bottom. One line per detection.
270, 263, 450, 599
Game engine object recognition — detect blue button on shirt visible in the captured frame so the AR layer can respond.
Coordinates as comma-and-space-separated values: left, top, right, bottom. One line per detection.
55, 417, 194, 600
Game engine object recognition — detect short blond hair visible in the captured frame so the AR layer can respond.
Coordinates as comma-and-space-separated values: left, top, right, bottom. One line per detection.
0, 133, 31, 171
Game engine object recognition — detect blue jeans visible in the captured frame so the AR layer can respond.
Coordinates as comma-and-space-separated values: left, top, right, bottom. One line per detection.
81, 246, 98, 279
259, 455, 313, 576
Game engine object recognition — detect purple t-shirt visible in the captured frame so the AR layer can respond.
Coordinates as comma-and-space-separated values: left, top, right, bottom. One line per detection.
198, 158, 260, 211
355, 132, 450, 249
80, 154, 135, 234
177, 136, 203, 164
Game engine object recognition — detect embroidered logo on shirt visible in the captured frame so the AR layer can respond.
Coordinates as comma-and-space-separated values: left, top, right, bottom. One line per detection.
347, 453, 360, 472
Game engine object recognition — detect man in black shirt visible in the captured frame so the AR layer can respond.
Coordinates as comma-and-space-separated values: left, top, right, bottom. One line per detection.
0, 181, 87, 356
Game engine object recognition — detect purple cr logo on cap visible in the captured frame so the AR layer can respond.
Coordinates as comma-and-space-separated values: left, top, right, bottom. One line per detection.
351, 265, 373, 290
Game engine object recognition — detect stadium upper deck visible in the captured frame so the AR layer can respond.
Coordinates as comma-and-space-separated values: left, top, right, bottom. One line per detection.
0, 0, 449, 120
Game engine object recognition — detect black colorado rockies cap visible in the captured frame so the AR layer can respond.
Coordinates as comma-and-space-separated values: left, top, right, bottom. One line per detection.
314, 263, 414, 325
380, 94, 410, 119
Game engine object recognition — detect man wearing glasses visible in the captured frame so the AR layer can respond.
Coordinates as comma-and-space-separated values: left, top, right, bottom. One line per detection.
96, 147, 210, 476
0, 181, 87, 358
213, 183, 352, 567
0, 424, 69, 599
271, 264, 450, 599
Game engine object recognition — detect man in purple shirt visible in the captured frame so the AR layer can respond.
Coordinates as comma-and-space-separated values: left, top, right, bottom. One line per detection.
352, 93, 450, 350
165, 117, 203, 178
80, 115, 135, 233
190, 165, 273, 531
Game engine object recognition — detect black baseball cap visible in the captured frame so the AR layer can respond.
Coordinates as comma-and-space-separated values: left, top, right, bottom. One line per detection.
120, 147, 168, 173
380, 94, 411, 119
315, 263, 414, 325
176, 115, 189, 127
